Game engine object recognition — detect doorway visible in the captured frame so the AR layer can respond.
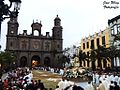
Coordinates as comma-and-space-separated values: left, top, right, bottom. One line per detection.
31, 55, 40, 67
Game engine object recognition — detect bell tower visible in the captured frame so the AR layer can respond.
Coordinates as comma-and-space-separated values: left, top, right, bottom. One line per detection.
7, 17, 19, 36
52, 15, 63, 53
6, 17, 19, 50
52, 15, 63, 39
31, 20, 42, 36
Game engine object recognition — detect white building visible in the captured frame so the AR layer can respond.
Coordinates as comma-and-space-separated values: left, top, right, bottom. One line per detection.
108, 15, 120, 67
63, 45, 80, 58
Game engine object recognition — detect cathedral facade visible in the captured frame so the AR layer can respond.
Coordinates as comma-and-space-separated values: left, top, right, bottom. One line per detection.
6, 15, 63, 67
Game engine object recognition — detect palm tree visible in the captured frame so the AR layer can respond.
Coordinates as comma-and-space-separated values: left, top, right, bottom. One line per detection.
96, 45, 108, 69
89, 49, 97, 70
85, 52, 90, 67
58, 55, 70, 68
78, 50, 88, 67
106, 46, 116, 68
91, 45, 109, 69
82, 52, 87, 67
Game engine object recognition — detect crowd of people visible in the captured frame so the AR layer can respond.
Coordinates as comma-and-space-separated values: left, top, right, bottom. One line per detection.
55, 71, 120, 90
1, 66, 120, 90
0, 67, 47, 90
92, 72, 120, 90
56, 78, 85, 90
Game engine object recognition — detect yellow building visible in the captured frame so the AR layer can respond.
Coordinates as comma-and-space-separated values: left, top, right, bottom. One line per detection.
80, 27, 112, 69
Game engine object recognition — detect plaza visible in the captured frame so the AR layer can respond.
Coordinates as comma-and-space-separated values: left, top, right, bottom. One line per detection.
1, 66, 120, 90
0, 0, 120, 90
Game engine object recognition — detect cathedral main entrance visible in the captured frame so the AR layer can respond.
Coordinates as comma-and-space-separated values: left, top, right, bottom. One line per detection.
31, 55, 40, 67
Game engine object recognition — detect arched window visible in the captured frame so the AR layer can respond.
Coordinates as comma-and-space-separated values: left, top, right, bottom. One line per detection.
33, 30, 39, 36
10, 42, 13, 47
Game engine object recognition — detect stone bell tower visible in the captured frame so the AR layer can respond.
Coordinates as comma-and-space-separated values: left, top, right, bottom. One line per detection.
6, 17, 19, 50
31, 20, 42, 36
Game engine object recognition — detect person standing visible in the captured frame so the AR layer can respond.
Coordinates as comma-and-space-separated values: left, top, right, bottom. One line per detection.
58, 78, 65, 90
85, 81, 94, 90
37, 79, 45, 90
109, 81, 114, 90
97, 81, 105, 90
114, 82, 120, 90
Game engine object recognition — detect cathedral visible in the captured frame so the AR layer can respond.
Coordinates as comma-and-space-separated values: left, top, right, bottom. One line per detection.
6, 15, 63, 67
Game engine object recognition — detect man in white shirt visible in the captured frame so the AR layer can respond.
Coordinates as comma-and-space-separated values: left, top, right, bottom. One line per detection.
58, 78, 65, 90
85, 81, 94, 90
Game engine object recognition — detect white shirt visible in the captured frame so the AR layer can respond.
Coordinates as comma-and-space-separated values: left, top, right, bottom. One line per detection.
85, 83, 94, 90
58, 80, 65, 90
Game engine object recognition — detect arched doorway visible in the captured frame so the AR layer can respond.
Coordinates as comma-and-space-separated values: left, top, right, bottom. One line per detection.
20, 56, 27, 67
31, 55, 40, 67
44, 57, 50, 66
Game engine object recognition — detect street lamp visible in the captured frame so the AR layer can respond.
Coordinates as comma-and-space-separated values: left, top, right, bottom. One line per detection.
0, 0, 21, 50
0, 63, 2, 79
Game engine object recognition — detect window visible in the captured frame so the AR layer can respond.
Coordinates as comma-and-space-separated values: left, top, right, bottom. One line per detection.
21, 40, 27, 49
117, 24, 120, 33
45, 41, 50, 51
87, 42, 89, 49
87, 52, 89, 56
102, 36, 105, 45
111, 28, 114, 35
91, 40, 94, 49
113, 25, 117, 34
11, 31, 14, 34
55, 21, 60, 26
83, 43, 85, 49
57, 56, 59, 59
10, 42, 13, 47
57, 44, 60, 48
96, 38, 100, 47
33, 30, 39, 36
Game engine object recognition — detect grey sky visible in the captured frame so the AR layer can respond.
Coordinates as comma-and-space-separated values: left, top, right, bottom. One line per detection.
1, 0, 120, 51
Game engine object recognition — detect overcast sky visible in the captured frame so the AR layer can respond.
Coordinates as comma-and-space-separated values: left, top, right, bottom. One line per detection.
1, 0, 120, 51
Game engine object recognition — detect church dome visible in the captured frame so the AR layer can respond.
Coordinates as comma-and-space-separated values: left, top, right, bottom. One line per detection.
54, 15, 61, 21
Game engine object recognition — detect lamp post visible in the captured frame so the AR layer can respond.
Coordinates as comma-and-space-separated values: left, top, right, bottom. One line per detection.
0, 63, 2, 79
0, 0, 21, 50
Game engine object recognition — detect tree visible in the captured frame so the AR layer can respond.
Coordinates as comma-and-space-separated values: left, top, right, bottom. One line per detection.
96, 46, 107, 69
78, 50, 87, 67
0, 51, 16, 71
90, 45, 110, 69
106, 46, 117, 68
89, 49, 97, 70
58, 55, 70, 68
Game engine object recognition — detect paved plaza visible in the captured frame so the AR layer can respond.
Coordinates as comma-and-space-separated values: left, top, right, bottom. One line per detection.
32, 70, 90, 89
